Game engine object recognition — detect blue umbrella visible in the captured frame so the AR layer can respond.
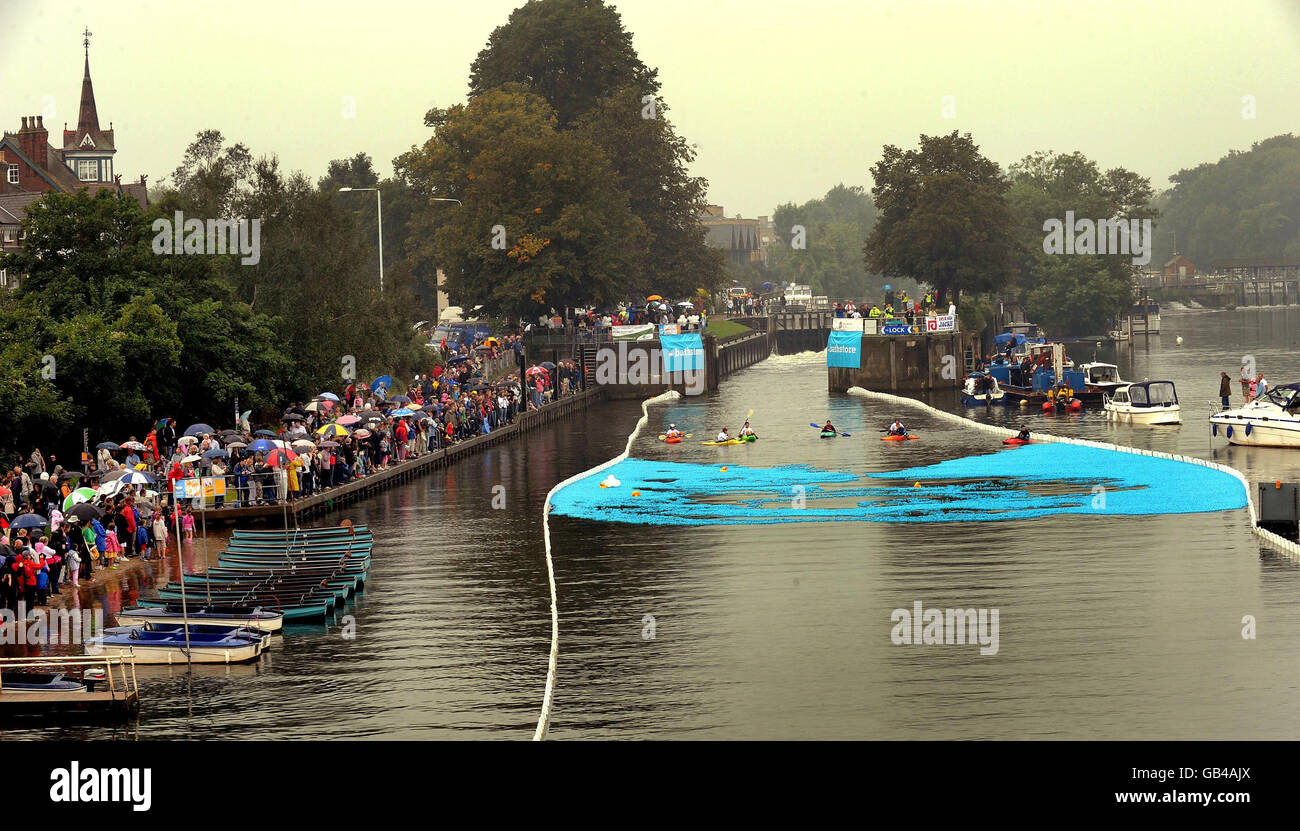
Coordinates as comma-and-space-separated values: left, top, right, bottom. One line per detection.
11, 514, 48, 530
184, 423, 215, 437
202, 448, 228, 459
447, 356, 472, 364
370, 375, 393, 392
96, 441, 120, 451
388, 395, 411, 404
118, 470, 156, 485
318, 392, 341, 402
391, 408, 415, 417
248, 439, 278, 452
255, 429, 277, 437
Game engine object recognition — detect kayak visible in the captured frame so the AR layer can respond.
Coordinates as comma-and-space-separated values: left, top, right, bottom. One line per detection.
740, 434, 758, 442
1002, 437, 1031, 445
664, 436, 682, 444
820, 431, 837, 439
880, 435, 919, 441
702, 439, 744, 446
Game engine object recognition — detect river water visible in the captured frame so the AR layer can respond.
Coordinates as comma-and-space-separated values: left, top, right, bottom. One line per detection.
5, 306, 1298, 740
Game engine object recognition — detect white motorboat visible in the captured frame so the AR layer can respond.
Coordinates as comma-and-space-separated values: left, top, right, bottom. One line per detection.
961, 371, 1005, 405
1080, 361, 1126, 394
1104, 380, 1182, 425
1210, 384, 1300, 447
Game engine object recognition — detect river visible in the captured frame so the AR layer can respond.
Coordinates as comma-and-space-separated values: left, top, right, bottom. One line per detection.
5, 306, 1299, 740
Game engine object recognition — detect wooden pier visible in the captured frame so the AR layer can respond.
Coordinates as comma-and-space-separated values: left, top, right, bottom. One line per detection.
194, 387, 607, 525
0, 655, 140, 720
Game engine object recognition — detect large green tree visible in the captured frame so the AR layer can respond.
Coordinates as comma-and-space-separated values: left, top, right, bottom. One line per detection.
1007, 150, 1156, 335
864, 131, 1016, 306
768, 184, 882, 300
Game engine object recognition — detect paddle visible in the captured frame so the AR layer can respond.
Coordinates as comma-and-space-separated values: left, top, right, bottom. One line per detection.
656, 433, 693, 440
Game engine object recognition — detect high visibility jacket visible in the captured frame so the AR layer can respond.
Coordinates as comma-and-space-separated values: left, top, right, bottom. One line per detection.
868, 307, 882, 318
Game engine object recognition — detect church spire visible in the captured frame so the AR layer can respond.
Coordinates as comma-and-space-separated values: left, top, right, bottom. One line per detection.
77, 27, 102, 139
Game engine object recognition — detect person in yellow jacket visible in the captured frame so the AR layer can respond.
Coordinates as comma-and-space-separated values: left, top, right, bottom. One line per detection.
868, 305, 883, 318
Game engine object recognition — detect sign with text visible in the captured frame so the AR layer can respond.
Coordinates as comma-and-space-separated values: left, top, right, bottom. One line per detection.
831, 317, 864, 332
658, 324, 680, 336
926, 315, 956, 333
612, 324, 656, 342
882, 323, 913, 335
660, 333, 705, 372
827, 330, 862, 368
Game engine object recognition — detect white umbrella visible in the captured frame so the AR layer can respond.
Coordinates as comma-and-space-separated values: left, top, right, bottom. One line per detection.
118, 470, 156, 485
181, 454, 201, 463
177, 436, 198, 445
120, 440, 146, 451
291, 439, 316, 451
97, 480, 126, 498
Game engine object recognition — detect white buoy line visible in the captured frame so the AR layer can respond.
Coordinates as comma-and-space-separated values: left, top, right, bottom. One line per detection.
533, 390, 681, 740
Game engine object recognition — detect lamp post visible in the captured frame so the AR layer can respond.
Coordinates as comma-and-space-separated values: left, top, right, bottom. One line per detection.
339, 187, 385, 293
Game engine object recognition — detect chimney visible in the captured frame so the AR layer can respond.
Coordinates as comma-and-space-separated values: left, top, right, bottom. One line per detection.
21, 116, 29, 129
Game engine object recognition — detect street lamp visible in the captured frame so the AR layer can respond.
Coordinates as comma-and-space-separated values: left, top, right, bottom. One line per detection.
338, 187, 385, 293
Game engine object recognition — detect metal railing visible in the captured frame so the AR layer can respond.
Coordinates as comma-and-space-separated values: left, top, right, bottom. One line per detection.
0, 654, 139, 700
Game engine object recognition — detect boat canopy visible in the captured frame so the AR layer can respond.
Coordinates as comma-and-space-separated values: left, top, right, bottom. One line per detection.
994, 333, 1027, 347
1086, 363, 1120, 383
1128, 380, 1178, 407
1257, 386, 1300, 410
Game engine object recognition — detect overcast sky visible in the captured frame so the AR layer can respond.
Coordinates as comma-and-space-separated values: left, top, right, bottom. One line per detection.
3, 0, 1297, 217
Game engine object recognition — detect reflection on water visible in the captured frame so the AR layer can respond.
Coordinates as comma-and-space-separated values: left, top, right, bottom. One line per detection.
3, 308, 1298, 740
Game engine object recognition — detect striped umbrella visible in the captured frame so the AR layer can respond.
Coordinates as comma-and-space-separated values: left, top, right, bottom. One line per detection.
63, 487, 97, 512
316, 422, 351, 437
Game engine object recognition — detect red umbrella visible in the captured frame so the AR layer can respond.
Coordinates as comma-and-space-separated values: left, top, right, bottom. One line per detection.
264, 448, 299, 468
337, 414, 362, 426
526, 366, 549, 377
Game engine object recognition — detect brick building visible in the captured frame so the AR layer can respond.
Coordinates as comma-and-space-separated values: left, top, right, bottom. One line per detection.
1, 32, 148, 287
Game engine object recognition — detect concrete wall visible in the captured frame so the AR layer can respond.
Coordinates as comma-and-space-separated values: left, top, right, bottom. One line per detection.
828, 333, 968, 392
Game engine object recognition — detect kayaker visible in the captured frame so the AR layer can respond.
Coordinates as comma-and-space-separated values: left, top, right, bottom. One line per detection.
1016, 426, 1030, 441
716, 427, 731, 442
739, 422, 756, 438
666, 424, 683, 439
887, 419, 907, 437
822, 420, 836, 435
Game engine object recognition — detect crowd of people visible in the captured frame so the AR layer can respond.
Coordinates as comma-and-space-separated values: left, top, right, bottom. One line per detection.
1, 331, 593, 612
833, 291, 952, 323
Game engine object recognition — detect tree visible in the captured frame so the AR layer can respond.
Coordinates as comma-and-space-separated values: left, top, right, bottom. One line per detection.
1006, 150, 1156, 335
864, 132, 1016, 305
469, 0, 657, 128
767, 184, 882, 300
395, 86, 646, 320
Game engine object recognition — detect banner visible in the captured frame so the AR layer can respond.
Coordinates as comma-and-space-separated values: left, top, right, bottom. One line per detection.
612, 324, 656, 342
831, 317, 864, 332
658, 323, 680, 336
826, 330, 862, 368
177, 478, 203, 500
926, 314, 956, 333
661, 333, 705, 372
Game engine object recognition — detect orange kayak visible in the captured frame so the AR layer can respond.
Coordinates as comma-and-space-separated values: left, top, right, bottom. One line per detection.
880, 435, 919, 441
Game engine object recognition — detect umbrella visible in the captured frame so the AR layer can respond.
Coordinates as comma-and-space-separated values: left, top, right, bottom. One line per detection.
318, 392, 341, 402
248, 439, 278, 452
255, 429, 278, 437
336, 415, 361, 426
201, 448, 228, 459
11, 514, 48, 530
67, 502, 101, 522
120, 440, 146, 451
176, 435, 198, 445
99, 469, 127, 482
370, 375, 393, 392
526, 366, 549, 377
291, 439, 317, 450
305, 400, 334, 413
647, 294, 663, 301
96, 441, 120, 451
391, 408, 415, 417
540, 361, 556, 371
360, 410, 384, 422
118, 470, 156, 485
59, 470, 91, 482
388, 395, 411, 404
184, 423, 215, 437
316, 422, 351, 437
352, 429, 372, 439
0, 486, 9, 498
264, 448, 298, 467
675, 301, 695, 309
226, 441, 247, 449
219, 429, 242, 438
63, 487, 97, 512
97, 479, 126, 498
281, 413, 305, 422
447, 355, 473, 364
180, 455, 202, 464
319, 441, 340, 448
466, 382, 490, 392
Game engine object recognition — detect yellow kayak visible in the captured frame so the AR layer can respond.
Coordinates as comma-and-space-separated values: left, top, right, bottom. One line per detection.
701, 438, 745, 446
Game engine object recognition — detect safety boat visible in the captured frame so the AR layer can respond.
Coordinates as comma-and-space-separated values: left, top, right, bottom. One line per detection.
1103, 380, 1181, 425
1210, 383, 1300, 447
1079, 362, 1127, 395
961, 371, 1005, 406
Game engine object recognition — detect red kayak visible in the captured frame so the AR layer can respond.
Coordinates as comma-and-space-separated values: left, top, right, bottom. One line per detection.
1002, 437, 1031, 445
664, 436, 682, 444
880, 435, 920, 441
